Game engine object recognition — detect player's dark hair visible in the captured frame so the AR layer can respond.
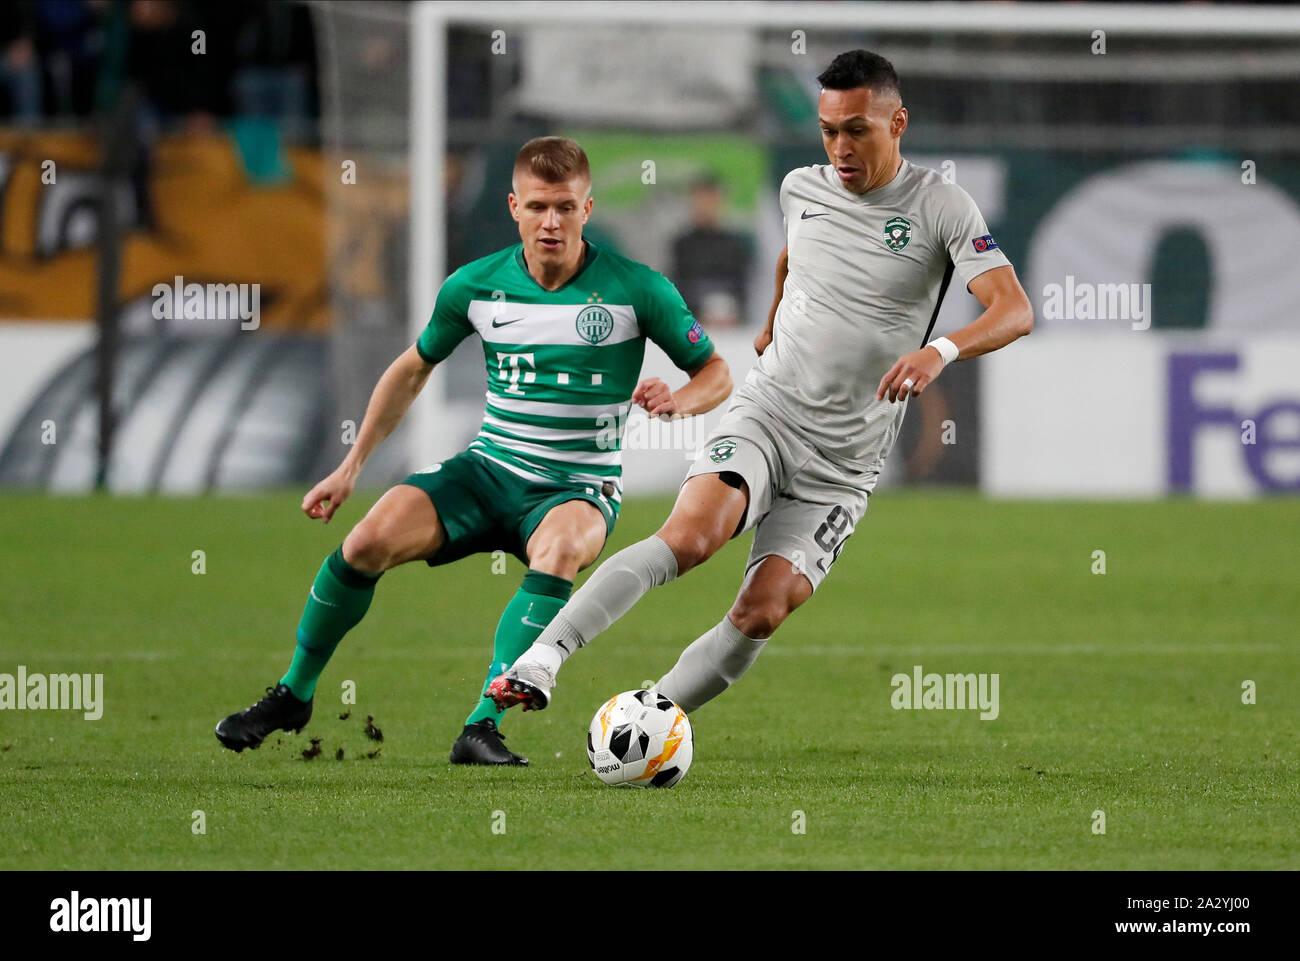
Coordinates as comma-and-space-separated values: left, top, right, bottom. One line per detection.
816, 50, 900, 100
514, 136, 591, 184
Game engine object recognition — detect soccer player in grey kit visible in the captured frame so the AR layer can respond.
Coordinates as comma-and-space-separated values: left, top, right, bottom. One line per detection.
488, 50, 1034, 717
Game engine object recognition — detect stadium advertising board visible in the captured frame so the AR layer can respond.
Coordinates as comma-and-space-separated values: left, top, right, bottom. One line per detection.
982, 336, 1300, 497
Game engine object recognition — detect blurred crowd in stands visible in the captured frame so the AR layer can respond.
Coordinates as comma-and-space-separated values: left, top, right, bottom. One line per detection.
0, 0, 318, 134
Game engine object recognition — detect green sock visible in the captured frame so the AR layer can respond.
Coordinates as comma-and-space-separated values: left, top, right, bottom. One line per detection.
466, 570, 572, 727
280, 547, 382, 701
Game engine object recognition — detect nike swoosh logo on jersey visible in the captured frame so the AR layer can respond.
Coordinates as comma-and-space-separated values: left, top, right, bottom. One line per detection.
491, 316, 526, 328
800, 209, 831, 220
310, 586, 340, 608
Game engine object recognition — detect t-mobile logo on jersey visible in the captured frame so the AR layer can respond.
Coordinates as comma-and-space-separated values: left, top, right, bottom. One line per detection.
495, 352, 537, 395
495, 352, 604, 396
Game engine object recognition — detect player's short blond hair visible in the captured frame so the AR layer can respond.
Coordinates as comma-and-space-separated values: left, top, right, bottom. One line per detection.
513, 136, 591, 189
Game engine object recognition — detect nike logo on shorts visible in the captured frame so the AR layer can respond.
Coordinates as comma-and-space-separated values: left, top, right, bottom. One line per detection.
800, 209, 830, 220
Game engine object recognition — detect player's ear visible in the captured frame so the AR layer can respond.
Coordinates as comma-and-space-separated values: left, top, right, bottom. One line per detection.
892, 106, 908, 138
582, 193, 593, 223
508, 192, 520, 222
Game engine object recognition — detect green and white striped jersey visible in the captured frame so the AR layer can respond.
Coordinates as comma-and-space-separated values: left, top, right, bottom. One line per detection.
415, 242, 715, 514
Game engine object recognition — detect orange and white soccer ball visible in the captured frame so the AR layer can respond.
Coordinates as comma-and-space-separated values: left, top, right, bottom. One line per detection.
587, 690, 693, 788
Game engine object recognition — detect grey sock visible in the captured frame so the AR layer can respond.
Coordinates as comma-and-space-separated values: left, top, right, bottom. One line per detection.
533, 535, 679, 664
657, 617, 767, 712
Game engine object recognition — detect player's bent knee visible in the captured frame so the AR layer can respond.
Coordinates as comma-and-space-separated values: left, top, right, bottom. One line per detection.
529, 536, 587, 578
341, 525, 391, 574
657, 525, 722, 575
729, 563, 811, 638
727, 595, 791, 639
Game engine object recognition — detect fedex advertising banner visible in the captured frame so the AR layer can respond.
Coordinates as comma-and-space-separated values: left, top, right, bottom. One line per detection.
981, 335, 1300, 498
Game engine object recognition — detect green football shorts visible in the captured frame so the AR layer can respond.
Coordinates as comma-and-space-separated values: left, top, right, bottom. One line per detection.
401, 450, 618, 567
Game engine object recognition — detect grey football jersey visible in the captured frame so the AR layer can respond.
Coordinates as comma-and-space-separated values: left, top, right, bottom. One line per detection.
742, 159, 1011, 476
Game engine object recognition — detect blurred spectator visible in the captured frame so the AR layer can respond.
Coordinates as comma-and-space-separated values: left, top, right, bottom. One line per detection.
119, 0, 237, 133
34, 0, 99, 117
0, 2, 40, 121
231, 1, 317, 134
670, 174, 753, 328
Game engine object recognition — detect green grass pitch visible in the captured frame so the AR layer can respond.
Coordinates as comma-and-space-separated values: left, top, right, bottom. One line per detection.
1, 491, 1296, 869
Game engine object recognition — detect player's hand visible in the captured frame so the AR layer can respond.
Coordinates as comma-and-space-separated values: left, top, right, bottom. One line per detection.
877, 346, 945, 403
753, 328, 773, 356
633, 377, 678, 418
302, 465, 356, 523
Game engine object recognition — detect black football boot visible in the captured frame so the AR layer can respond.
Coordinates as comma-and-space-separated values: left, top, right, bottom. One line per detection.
449, 718, 529, 766
215, 684, 313, 752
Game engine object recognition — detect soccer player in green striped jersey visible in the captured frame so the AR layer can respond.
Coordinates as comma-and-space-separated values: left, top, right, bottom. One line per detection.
215, 137, 732, 763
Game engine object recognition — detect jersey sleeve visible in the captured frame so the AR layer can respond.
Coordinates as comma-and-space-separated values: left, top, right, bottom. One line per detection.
933, 184, 1012, 289
415, 269, 475, 364
778, 168, 798, 233
637, 268, 715, 372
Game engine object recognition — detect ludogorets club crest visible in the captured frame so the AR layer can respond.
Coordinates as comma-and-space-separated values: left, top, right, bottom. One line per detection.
884, 217, 911, 252
575, 305, 614, 344
708, 439, 738, 463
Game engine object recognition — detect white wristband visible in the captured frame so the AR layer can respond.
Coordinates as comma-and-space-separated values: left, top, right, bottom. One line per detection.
928, 336, 959, 367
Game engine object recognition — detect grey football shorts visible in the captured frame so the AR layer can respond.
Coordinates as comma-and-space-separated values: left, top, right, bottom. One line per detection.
683, 395, 874, 591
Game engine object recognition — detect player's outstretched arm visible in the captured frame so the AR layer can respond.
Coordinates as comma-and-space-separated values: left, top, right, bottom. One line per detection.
632, 351, 731, 419
753, 245, 789, 357
302, 344, 435, 523
877, 264, 1033, 403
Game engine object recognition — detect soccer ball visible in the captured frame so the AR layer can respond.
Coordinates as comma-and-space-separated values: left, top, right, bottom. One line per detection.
586, 690, 693, 788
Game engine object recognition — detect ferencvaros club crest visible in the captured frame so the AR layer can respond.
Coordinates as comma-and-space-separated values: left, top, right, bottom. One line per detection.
576, 305, 614, 344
